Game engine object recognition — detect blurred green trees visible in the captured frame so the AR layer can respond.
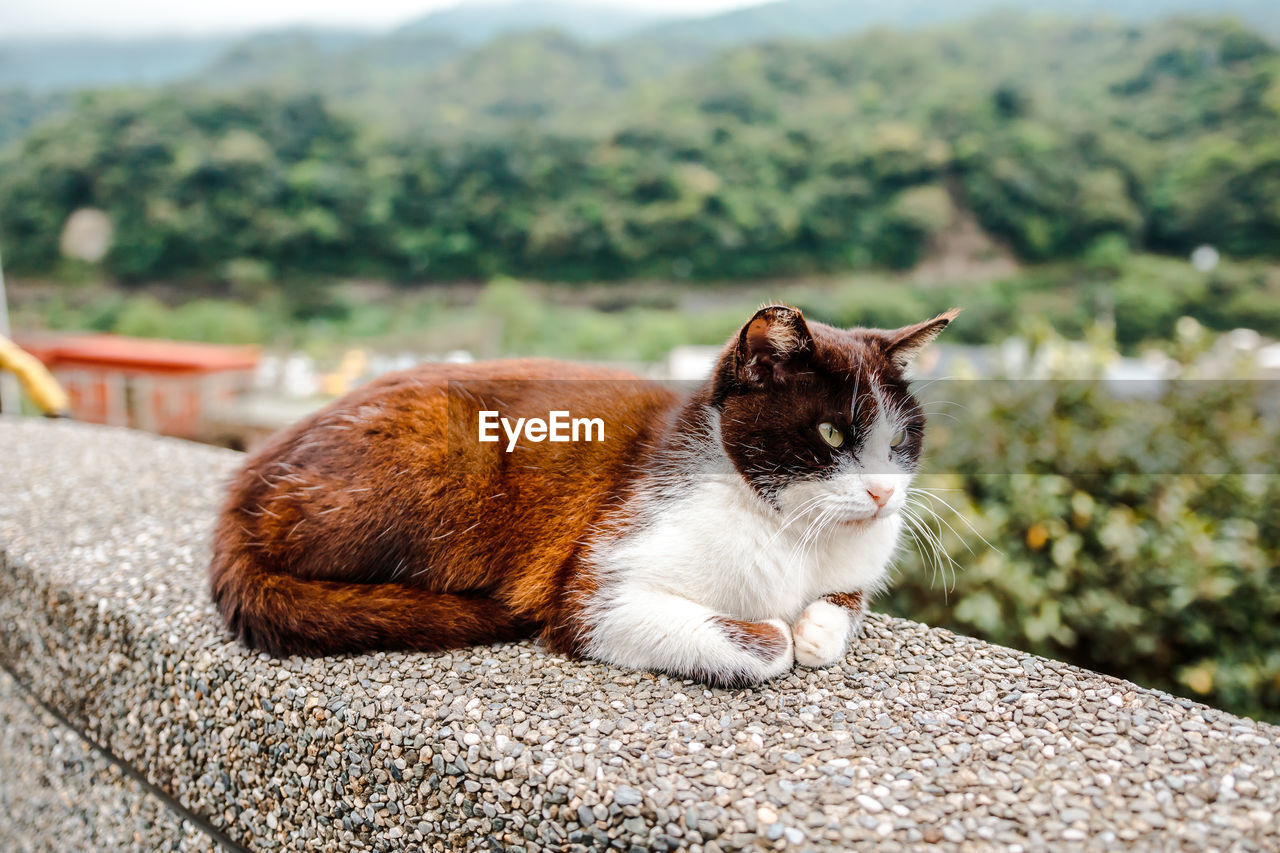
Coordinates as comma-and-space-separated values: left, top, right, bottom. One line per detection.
2, 16, 1278, 294
884, 371, 1280, 722
13, 255, 1280, 353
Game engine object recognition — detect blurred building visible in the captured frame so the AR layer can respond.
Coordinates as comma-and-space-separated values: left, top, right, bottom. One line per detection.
18, 334, 258, 443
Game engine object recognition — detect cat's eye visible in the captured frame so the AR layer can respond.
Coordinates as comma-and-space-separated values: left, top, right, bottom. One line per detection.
890, 429, 906, 448
818, 422, 844, 448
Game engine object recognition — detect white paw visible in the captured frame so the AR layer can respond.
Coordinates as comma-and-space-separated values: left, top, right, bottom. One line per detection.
792, 601, 851, 668
725, 617, 794, 686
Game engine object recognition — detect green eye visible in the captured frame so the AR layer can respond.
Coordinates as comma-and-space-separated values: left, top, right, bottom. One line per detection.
818, 422, 844, 448
890, 429, 906, 448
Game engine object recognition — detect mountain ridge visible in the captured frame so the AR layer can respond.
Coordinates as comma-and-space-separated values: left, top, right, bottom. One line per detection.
4, 0, 1278, 94
397, 1, 668, 44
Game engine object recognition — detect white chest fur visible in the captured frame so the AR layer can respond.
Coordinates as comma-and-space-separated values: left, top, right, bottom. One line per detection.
587, 460, 902, 625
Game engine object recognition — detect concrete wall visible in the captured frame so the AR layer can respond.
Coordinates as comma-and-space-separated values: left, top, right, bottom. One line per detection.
1, 419, 1278, 851
0, 670, 222, 853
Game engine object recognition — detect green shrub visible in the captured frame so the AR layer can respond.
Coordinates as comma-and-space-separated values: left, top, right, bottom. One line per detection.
170, 299, 266, 343
111, 295, 170, 338
884, 377, 1280, 722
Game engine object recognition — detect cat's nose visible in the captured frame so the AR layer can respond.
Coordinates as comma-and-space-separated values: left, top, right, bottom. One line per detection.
866, 483, 895, 508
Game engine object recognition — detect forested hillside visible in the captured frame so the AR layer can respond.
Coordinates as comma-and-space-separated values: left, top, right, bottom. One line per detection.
2, 15, 1277, 290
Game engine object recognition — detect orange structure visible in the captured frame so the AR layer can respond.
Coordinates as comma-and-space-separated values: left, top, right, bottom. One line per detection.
18, 334, 259, 440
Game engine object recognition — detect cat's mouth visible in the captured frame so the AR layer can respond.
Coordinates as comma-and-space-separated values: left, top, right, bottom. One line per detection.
835, 506, 896, 527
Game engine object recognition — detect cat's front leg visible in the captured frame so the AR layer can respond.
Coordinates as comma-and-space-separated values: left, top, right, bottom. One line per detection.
792, 591, 866, 668
583, 587, 794, 688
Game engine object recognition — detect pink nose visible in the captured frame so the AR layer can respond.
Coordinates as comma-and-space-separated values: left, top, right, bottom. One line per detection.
866, 484, 895, 508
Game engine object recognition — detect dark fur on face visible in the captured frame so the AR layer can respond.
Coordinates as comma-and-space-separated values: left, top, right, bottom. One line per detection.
709, 305, 959, 505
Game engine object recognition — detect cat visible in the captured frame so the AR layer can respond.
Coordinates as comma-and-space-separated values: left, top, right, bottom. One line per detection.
209, 304, 957, 687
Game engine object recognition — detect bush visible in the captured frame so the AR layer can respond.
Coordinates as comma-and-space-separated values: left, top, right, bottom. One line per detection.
884, 376, 1280, 722
169, 299, 266, 343
111, 295, 171, 338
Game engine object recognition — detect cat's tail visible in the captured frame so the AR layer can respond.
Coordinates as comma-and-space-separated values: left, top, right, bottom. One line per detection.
208, 547, 534, 657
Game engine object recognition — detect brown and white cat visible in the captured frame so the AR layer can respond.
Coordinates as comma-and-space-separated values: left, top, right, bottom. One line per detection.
209, 305, 957, 687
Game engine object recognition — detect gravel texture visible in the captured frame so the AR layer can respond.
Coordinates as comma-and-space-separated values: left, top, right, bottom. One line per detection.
1, 418, 1278, 852
0, 669, 219, 852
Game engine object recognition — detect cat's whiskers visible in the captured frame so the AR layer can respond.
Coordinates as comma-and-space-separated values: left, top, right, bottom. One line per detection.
905, 500, 961, 596
784, 496, 858, 570
782, 507, 825, 567
784, 501, 836, 569
763, 495, 831, 549
900, 493, 955, 584
791, 504, 839, 570
910, 487, 1001, 555
919, 407, 962, 424
924, 505, 981, 570
905, 492, 977, 561
907, 374, 955, 395
920, 399, 966, 414
916, 378, 967, 423
906, 504, 957, 591
899, 503, 955, 597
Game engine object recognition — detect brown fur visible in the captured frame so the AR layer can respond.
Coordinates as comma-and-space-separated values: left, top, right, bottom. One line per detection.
711, 616, 790, 660
209, 306, 957, 673
825, 591, 867, 635
210, 360, 678, 657
825, 591, 865, 615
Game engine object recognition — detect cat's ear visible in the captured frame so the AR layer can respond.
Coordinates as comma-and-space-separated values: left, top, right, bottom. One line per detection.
883, 308, 961, 371
736, 305, 815, 385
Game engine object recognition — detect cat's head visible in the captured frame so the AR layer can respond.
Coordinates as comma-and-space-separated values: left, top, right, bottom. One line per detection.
710, 304, 958, 523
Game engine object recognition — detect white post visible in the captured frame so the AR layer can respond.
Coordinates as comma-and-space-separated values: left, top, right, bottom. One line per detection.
0, 247, 22, 416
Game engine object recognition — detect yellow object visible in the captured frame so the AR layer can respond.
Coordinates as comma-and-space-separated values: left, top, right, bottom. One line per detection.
321, 348, 370, 397
1025, 523, 1049, 551
1184, 664, 1215, 696
0, 334, 70, 416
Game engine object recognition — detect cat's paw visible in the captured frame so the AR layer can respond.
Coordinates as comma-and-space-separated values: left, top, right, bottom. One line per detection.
710, 616, 794, 686
744, 618, 796, 684
757, 617, 795, 677
792, 601, 851, 668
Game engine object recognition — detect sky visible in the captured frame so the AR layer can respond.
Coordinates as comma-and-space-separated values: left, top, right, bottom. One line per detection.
1, 0, 760, 39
